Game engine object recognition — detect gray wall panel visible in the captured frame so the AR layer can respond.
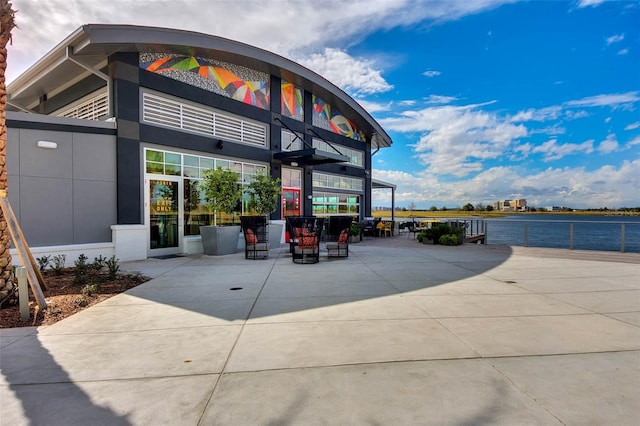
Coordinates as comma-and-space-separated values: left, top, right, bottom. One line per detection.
19, 129, 73, 179
72, 133, 117, 181
19, 176, 74, 246
73, 180, 117, 243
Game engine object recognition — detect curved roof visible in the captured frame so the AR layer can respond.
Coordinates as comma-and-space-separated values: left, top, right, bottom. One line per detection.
8, 24, 392, 148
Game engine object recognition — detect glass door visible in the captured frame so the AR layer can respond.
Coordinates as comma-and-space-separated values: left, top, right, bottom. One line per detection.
282, 188, 301, 217
147, 177, 183, 256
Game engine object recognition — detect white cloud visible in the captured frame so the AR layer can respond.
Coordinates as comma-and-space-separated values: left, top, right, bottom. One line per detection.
564, 110, 589, 120
296, 48, 393, 96
532, 139, 594, 161
565, 91, 640, 108
576, 0, 605, 8
423, 70, 442, 77
617, 48, 629, 55
373, 160, 640, 209
628, 136, 640, 147
509, 106, 562, 122
8, 0, 517, 83
355, 99, 393, 114
606, 34, 624, 45
625, 122, 640, 131
604, 117, 612, 123
381, 102, 527, 177
426, 95, 458, 104
597, 134, 619, 154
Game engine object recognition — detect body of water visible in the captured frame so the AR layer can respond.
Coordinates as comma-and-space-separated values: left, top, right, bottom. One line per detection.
483, 215, 640, 253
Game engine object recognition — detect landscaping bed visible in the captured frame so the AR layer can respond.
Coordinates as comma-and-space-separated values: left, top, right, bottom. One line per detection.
0, 267, 148, 328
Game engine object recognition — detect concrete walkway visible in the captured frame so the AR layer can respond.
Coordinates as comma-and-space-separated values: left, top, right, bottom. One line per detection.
1, 237, 639, 425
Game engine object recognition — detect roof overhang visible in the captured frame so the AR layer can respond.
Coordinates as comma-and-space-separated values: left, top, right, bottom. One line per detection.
273, 148, 350, 166
371, 178, 396, 190
8, 24, 393, 149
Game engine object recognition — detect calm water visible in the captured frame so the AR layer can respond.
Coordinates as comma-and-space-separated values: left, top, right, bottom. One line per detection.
484, 215, 640, 253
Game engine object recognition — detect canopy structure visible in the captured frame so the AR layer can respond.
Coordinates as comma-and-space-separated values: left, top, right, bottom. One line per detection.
273, 149, 349, 166
372, 178, 397, 223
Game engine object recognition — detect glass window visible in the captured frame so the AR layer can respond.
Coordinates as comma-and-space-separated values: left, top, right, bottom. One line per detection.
165, 153, 181, 165
146, 162, 163, 174
165, 164, 181, 176
146, 150, 163, 162
183, 166, 199, 178
200, 157, 214, 170
184, 155, 199, 167
216, 159, 229, 170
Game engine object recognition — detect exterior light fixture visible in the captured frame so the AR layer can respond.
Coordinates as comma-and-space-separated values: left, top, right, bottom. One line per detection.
216, 140, 224, 149
307, 194, 313, 200
36, 141, 58, 149
290, 161, 298, 167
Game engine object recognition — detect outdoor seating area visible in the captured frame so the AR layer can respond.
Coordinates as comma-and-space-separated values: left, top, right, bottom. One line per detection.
286, 216, 325, 264
240, 216, 269, 260
325, 216, 352, 258
357, 218, 396, 238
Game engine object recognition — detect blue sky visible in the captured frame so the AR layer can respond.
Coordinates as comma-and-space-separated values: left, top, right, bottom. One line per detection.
8, 0, 640, 209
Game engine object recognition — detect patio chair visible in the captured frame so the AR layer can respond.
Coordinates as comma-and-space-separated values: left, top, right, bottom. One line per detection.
326, 216, 352, 258
285, 216, 307, 254
288, 217, 324, 264
241, 216, 269, 259
406, 221, 419, 239
380, 221, 392, 237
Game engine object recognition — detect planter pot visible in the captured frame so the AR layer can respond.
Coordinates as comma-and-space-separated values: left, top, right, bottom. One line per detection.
349, 235, 361, 244
268, 221, 285, 248
200, 225, 241, 255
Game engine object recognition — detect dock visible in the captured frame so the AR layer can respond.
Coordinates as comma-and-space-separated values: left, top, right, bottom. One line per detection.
464, 233, 486, 244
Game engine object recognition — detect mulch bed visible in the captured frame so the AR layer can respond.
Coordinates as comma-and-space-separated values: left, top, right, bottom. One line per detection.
0, 269, 148, 328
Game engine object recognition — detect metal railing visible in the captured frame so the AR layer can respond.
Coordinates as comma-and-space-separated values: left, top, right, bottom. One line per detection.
483, 219, 638, 253
405, 218, 639, 253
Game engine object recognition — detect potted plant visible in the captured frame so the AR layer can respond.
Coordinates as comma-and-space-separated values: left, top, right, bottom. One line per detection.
349, 224, 362, 243
199, 167, 243, 255
245, 169, 282, 246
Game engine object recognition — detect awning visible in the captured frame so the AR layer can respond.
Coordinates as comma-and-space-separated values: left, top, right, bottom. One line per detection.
273, 148, 349, 166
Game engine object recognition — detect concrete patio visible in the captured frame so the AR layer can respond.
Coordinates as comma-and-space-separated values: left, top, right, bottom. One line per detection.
1, 237, 639, 425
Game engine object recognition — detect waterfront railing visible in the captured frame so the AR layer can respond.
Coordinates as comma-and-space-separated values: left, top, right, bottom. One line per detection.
402, 217, 639, 253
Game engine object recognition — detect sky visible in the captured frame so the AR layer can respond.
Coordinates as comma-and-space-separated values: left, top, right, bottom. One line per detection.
7, 0, 640, 209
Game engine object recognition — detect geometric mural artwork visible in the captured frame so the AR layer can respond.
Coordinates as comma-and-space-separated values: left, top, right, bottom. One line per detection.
140, 53, 270, 109
140, 53, 365, 142
313, 95, 366, 142
281, 81, 304, 121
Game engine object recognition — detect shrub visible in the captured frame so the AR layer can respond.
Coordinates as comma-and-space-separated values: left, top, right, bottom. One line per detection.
93, 255, 107, 272
106, 256, 120, 280
81, 283, 100, 297
439, 234, 462, 246
74, 254, 89, 284
349, 225, 362, 237
424, 224, 452, 244
51, 255, 66, 275
416, 231, 426, 243
36, 255, 51, 273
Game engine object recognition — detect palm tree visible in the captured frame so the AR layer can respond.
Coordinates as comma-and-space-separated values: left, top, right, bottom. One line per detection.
0, 0, 16, 304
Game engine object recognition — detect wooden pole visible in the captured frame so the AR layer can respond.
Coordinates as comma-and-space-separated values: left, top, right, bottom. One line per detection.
0, 195, 46, 309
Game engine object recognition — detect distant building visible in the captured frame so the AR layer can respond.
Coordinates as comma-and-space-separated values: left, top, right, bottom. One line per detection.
546, 206, 570, 212
493, 199, 527, 212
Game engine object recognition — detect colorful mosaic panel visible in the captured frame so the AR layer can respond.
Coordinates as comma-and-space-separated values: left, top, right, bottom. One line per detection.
281, 81, 304, 121
140, 53, 270, 110
312, 95, 366, 142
